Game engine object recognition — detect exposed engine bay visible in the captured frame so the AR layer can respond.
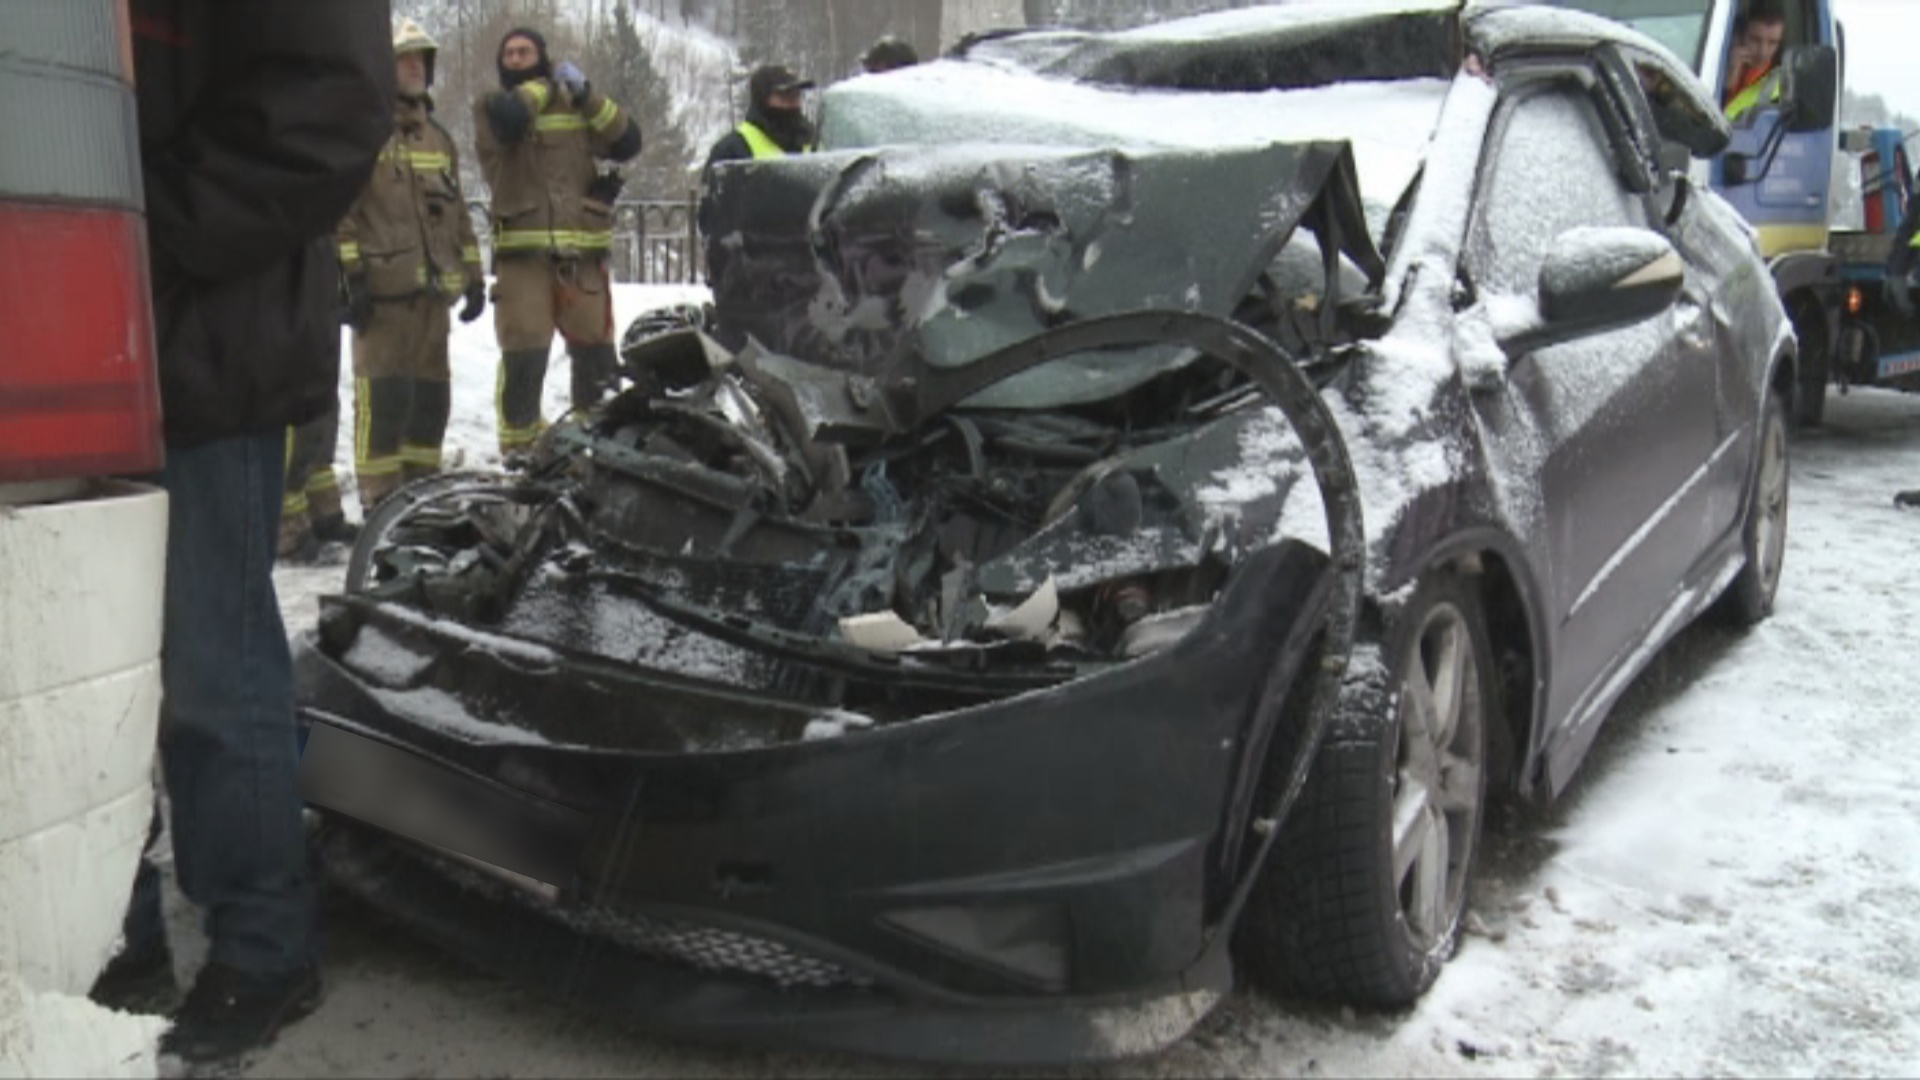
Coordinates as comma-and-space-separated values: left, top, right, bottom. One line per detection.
346, 312, 1358, 729
337, 141, 1380, 733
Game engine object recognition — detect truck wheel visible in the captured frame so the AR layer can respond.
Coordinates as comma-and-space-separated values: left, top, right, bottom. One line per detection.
1236, 569, 1496, 1006
1718, 391, 1790, 627
1791, 300, 1829, 428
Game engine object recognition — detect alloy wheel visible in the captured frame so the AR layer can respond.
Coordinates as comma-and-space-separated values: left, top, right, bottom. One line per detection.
1392, 600, 1486, 948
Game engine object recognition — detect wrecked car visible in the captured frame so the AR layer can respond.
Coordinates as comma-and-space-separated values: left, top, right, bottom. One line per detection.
294, 0, 1795, 1063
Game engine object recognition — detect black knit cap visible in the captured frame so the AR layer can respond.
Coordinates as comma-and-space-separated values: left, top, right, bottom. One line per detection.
862, 37, 920, 73
497, 26, 552, 88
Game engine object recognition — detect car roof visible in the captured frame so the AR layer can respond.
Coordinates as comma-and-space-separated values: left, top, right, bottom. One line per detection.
959, 0, 1465, 91
950, 1, 1723, 157
958, 0, 1713, 108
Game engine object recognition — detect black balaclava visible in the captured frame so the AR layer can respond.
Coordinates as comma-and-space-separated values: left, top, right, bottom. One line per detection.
497, 27, 552, 90
745, 65, 814, 153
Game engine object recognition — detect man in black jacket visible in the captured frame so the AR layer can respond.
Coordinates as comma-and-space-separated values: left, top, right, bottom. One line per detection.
92, 1, 393, 1065
698, 63, 815, 278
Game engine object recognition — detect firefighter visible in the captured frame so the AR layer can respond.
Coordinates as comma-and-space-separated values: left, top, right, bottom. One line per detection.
475, 28, 642, 459
336, 19, 486, 512
278, 405, 355, 561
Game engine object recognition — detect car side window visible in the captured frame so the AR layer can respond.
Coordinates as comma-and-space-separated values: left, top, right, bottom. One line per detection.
1467, 84, 1651, 300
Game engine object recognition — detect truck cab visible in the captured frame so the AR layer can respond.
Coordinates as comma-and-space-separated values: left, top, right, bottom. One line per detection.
1554, 0, 1843, 421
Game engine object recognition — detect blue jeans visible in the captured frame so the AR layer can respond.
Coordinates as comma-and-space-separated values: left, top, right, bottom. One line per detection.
122, 431, 316, 976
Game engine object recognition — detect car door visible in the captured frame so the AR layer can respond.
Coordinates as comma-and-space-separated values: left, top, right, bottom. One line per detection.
1618, 46, 1755, 546
1460, 72, 1721, 747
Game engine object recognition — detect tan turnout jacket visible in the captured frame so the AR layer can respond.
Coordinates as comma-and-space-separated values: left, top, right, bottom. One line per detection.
473, 77, 639, 258
336, 95, 482, 300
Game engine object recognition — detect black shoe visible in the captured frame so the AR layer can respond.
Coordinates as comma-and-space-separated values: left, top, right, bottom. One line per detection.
311, 513, 361, 545
160, 962, 323, 1066
1897, 490, 1920, 510
89, 941, 178, 1015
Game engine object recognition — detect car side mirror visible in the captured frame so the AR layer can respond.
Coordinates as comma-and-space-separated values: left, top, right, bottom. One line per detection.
1498, 227, 1683, 357
1541, 227, 1682, 327
1781, 44, 1838, 134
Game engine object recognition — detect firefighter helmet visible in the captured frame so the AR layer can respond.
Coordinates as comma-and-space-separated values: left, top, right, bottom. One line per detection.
392, 18, 439, 86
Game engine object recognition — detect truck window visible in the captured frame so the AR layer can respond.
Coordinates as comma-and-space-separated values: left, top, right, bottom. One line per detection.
1547, 0, 1714, 69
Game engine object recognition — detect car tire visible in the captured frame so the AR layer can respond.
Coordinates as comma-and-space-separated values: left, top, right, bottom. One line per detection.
1237, 569, 1497, 1007
1718, 390, 1790, 627
344, 471, 510, 594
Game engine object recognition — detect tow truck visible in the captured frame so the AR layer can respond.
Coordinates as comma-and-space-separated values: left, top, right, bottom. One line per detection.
1555, 0, 1916, 424
1830, 126, 1920, 404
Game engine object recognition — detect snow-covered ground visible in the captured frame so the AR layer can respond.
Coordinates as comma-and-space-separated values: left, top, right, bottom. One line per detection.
263, 308, 1920, 1076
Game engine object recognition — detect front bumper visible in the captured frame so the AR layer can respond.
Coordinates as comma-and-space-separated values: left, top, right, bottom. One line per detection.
295, 540, 1332, 1063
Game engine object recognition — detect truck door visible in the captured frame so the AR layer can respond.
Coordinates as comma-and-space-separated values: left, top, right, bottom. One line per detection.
1709, 0, 1839, 258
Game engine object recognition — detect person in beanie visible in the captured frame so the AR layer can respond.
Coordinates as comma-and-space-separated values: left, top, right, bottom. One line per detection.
336, 17, 486, 510
91, 0, 393, 1065
862, 36, 921, 74
705, 63, 817, 169
474, 27, 642, 460
697, 63, 816, 243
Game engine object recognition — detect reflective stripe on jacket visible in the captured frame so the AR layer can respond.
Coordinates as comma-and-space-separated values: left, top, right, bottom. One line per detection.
336, 95, 481, 300
475, 77, 640, 258
1724, 67, 1784, 123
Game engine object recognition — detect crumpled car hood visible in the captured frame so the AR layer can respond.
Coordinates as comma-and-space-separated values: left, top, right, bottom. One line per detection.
705, 140, 1381, 411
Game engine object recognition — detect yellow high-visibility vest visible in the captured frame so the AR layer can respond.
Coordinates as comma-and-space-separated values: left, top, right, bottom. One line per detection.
738, 121, 787, 160
1724, 68, 1785, 123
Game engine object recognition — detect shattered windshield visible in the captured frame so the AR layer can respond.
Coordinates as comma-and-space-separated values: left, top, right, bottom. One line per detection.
1545, 0, 1713, 68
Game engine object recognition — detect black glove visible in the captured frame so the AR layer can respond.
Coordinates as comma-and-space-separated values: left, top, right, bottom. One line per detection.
458, 279, 486, 324
483, 90, 534, 144
343, 273, 372, 330
586, 171, 625, 206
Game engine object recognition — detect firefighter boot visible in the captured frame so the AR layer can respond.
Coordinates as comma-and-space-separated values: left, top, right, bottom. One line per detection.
276, 492, 317, 564
497, 348, 549, 460
305, 470, 359, 545
569, 342, 621, 412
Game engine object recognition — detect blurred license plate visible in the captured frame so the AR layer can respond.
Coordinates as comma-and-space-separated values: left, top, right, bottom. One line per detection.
298, 720, 589, 893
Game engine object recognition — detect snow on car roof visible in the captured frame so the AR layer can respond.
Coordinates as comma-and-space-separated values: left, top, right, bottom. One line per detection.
821, 62, 1450, 226
1466, 0, 1701, 73
1094, 0, 1462, 44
